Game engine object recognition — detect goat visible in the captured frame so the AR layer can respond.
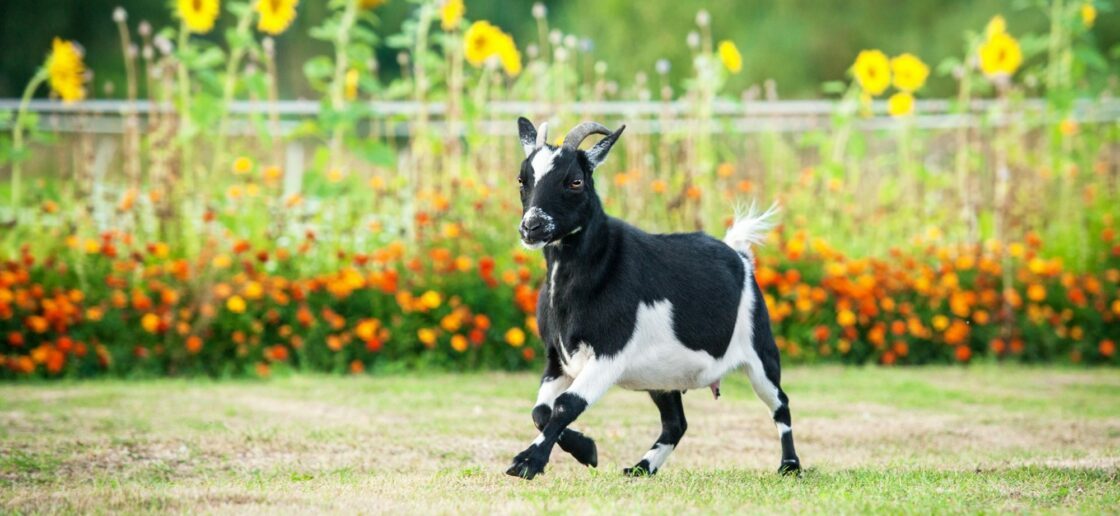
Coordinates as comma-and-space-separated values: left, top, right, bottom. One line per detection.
505, 118, 802, 480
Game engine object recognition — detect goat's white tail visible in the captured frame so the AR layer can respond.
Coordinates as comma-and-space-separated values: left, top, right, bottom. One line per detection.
723, 202, 780, 264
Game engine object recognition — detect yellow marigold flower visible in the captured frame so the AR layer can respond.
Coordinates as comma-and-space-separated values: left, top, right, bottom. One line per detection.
1027, 283, 1046, 302
890, 53, 928, 92
979, 31, 1022, 78
226, 295, 247, 314
47, 38, 86, 103
497, 33, 522, 77
441, 0, 464, 31
141, 313, 160, 334
837, 309, 857, 327
177, 0, 220, 34
233, 156, 253, 175
505, 327, 526, 347
417, 328, 438, 347
986, 15, 1006, 39
932, 315, 950, 331
464, 21, 501, 66
345, 68, 360, 101
360, 0, 387, 8
718, 40, 743, 74
257, 0, 299, 35
450, 334, 469, 352
887, 91, 915, 117
420, 290, 442, 310
1081, 3, 1096, 27
852, 49, 890, 96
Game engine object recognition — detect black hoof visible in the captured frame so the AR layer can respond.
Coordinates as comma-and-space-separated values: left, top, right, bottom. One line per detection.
559, 431, 598, 468
778, 458, 801, 476
506, 450, 548, 480
623, 460, 655, 477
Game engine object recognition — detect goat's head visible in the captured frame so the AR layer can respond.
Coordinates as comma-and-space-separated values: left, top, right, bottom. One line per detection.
515, 117, 626, 249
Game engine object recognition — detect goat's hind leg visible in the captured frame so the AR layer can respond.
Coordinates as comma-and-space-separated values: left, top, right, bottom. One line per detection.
624, 390, 686, 477
744, 350, 801, 475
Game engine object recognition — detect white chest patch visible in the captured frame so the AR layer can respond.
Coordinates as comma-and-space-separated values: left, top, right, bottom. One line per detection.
560, 342, 595, 378
530, 147, 558, 182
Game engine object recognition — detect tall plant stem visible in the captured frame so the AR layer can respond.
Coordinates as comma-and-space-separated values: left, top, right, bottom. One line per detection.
176, 23, 195, 194
212, 4, 256, 175
10, 69, 48, 215
327, 0, 360, 173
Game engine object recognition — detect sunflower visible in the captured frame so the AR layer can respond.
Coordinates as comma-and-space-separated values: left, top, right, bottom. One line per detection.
890, 53, 928, 92
257, 0, 299, 35
1081, 2, 1097, 27
852, 49, 890, 96
463, 20, 501, 66
441, 0, 464, 31
47, 38, 86, 103
496, 33, 522, 77
359, 0, 387, 9
985, 15, 1006, 39
978, 31, 1022, 78
177, 0, 220, 34
718, 40, 743, 74
887, 91, 914, 117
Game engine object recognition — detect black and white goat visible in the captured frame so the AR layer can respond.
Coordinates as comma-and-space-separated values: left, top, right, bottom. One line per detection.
506, 118, 802, 480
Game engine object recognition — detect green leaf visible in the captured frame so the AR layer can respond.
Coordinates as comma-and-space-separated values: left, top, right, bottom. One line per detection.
346, 137, 397, 166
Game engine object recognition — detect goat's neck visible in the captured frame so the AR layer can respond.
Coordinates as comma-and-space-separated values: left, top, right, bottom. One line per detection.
542, 207, 613, 292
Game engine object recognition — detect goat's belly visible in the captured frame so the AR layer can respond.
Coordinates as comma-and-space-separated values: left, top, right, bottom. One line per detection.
616, 340, 738, 391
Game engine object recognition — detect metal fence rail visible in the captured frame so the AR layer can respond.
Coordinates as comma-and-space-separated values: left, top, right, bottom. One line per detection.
2, 98, 1118, 136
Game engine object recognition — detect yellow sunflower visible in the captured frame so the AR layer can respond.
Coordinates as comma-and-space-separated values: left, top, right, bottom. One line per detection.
985, 15, 1006, 39
978, 31, 1022, 78
497, 33, 522, 77
464, 20, 501, 66
47, 38, 86, 103
887, 91, 914, 117
257, 0, 299, 35
177, 0, 221, 34
441, 0, 465, 31
890, 53, 928, 92
852, 49, 890, 96
359, 0, 387, 9
1081, 2, 1097, 27
718, 40, 743, 74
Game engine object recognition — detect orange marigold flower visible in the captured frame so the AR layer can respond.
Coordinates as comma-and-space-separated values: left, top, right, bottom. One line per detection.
141, 313, 160, 334
954, 345, 972, 362
349, 360, 366, 374
186, 335, 203, 354
1100, 339, 1115, 358
450, 334, 469, 353
418, 328, 438, 348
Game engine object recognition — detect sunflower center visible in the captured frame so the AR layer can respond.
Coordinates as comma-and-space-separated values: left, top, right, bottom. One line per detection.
192, 0, 202, 12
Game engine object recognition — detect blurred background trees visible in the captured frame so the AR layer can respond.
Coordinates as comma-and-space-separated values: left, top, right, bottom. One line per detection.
3, 0, 1117, 100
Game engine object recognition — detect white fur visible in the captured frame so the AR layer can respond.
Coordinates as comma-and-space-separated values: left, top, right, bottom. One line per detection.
530, 146, 558, 183
724, 202, 779, 263
535, 376, 572, 408
549, 260, 560, 309
560, 342, 595, 378
641, 443, 676, 472
776, 422, 791, 435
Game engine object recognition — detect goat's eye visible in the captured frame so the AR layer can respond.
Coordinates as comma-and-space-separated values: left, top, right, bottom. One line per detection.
517, 176, 524, 186
568, 179, 583, 189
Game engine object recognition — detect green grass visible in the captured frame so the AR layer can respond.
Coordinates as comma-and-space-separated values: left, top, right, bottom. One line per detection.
2, 366, 1119, 513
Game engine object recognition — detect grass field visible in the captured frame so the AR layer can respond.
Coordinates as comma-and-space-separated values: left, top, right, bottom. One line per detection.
2, 366, 1119, 514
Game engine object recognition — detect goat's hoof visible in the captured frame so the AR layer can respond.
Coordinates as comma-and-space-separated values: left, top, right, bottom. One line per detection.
506, 453, 547, 480
563, 434, 598, 468
622, 460, 655, 477
778, 459, 801, 476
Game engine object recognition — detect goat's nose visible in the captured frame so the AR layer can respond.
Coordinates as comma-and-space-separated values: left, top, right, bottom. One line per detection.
521, 219, 542, 232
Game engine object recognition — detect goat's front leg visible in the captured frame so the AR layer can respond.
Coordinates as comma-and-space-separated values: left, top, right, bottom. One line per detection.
533, 374, 599, 467
507, 355, 620, 480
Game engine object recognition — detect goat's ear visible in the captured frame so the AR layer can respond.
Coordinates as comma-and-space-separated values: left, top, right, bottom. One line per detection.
584, 124, 626, 169
517, 117, 537, 158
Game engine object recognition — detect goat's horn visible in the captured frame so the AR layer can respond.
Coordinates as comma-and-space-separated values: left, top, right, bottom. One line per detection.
562, 122, 611, 150
535, 122, 549, 149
